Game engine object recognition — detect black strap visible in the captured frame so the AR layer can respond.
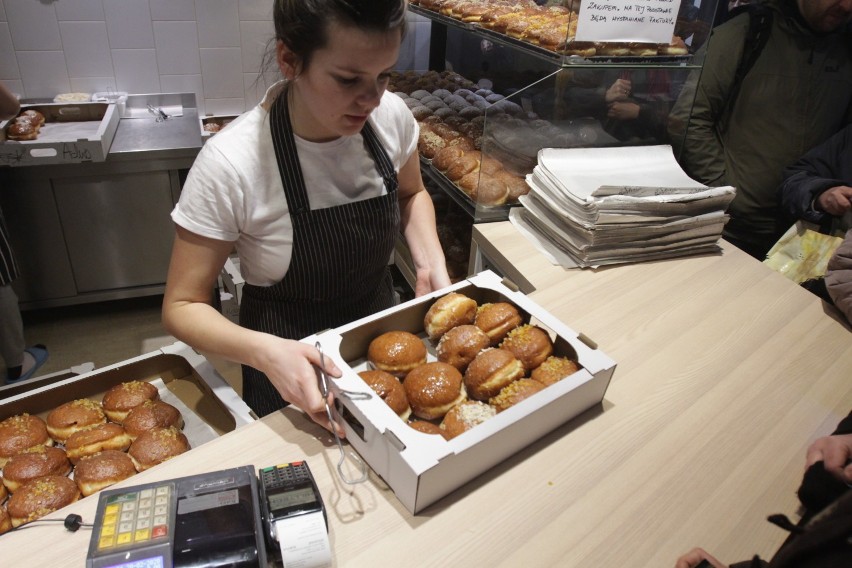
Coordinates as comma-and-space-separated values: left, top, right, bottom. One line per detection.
722, 3, 773, 120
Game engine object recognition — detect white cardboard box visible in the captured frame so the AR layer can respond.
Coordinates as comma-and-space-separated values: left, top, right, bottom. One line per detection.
0, 102, 119, 166
307, 270, 616, 514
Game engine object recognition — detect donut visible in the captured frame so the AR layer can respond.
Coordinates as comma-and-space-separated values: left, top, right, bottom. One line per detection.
494, 169, 531, 202
7, 475, 80, 528
474, 302, 524, 346
0, 481, 6, 503
440, 400, 496, 440
459, 172, 509, 206
6, 120, 37, 141
122, 400, 183, 440
500, 324, 554, 372
0, 414, 53, 468
423, 292, 478, 341
436, 324, 490, 372
445, 153, 480, 182
128, 427, 190, 472
464, 348, 525, 401
102, 380, 160, 423
403, 362, 467, 420
408, 420, 444, 436
358, 370, 411, 420
20, 109, 45, 127
46, 399, 107, 443
367, 331, 427, 378
489, 378, 546, 413
74, 450, 137, 497
432, 146, 467, 173
2, 446, 71, 493
531, 356, 581, 387
0, 506, 10, 535
64, 423, 132, 464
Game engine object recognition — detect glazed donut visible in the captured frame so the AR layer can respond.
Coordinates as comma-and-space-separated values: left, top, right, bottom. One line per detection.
0, 505, 10, 535
489, 378, 546, 413
2, 446, 71, 493
46, 399, 107, 443
122, 400, 183, 440
0, 481, 7, 503
403, 362, 467, 420
367, 330, 427, 378
432, 146, 467, 173
0, 414, 53, 468
474, 302, 524, 346
440, 400, 496, 440
436, 324, 490, 372
464, 348, 525, 401
74, 450, 137, 497
500, 324, 554, 372
6, 120, 37, 141
408, 420, 444, 437
65, 423, 132, 464
20, 109, 45, 128
128, 427, 190, 472
531, 356, 581, 387
7, 475, 80, 528
358, 370, 411, 420
102, 380, 160, 423
423, 292, 478, 341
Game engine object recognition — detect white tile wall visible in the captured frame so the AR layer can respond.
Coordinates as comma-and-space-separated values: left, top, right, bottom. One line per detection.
0, 1, 430, 111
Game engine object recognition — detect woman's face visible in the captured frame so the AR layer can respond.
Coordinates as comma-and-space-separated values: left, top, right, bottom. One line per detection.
279, 21, 402, 142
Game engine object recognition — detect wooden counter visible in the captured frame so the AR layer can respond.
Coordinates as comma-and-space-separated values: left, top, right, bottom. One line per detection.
5, 221, 852, 567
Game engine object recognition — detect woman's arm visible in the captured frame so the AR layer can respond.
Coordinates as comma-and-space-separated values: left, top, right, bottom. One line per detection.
396, 152, 451, 296
162, 226, 342, 433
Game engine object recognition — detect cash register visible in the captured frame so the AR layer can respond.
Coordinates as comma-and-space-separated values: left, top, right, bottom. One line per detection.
85, 463, 328, 568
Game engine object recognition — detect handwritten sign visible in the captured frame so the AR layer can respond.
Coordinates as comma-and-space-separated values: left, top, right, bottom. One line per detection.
575, 0, 678, 44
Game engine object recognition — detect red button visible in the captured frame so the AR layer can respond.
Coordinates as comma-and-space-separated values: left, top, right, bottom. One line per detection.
152, 525, 168, 538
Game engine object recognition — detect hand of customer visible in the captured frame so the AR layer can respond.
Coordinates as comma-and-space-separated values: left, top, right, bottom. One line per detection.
816, 185, 852, 217
674, 547, 727, 568
605, 78, 632, 104
258, 336, 346, 437
806, 432, 852, 484
607, 101, 640, 121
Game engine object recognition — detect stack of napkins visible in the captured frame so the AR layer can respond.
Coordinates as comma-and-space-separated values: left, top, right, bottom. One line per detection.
513, 145, 736, 268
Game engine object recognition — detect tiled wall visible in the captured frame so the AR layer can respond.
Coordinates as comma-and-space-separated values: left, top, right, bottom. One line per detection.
0, 0, 431, 115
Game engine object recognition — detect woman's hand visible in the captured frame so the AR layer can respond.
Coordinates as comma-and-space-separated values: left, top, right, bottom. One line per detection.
674, 547, 727, 568
255, 335, 346, 437
806, 432, 852, 484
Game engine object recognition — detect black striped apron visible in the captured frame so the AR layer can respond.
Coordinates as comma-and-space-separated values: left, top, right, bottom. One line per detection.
0, 208, 20, 286
239, 88, 400, 417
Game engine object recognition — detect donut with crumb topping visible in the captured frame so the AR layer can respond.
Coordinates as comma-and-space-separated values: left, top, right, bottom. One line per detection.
440, 400, 496, 439
489, 378, 546, 412
7, 475, 80, 528
2, 446, 71, 493
123, 400, 183, 440
75, 450, 137, 497
500, 324, 553, 372
102, 380, 160, 422
46, 399, 107, 443
531, 356, 581, 387
0, 414, 53, 468
0, 505, 10, 535
474, 302, 523, 346
65, 423, 132, 464
128, 427, 190, 472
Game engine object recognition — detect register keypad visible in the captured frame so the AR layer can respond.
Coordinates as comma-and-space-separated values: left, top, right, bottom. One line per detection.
96, 485, 172, 551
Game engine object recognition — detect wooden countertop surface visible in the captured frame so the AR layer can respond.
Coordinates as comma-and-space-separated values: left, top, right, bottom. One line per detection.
4, 221, 852, 567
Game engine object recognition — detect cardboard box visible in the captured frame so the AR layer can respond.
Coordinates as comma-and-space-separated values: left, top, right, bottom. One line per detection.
200, 114, 239, 141
308, 270, 616, 513
0, 341, 254, 434
0, 102, 119, 166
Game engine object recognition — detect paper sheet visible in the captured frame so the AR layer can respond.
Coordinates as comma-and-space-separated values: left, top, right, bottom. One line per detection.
149, 378, 219, 448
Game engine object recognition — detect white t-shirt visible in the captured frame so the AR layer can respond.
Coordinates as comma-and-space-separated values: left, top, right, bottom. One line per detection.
172, 82, 418, 286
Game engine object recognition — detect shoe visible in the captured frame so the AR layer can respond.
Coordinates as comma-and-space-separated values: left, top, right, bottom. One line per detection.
5, 344, 49, 384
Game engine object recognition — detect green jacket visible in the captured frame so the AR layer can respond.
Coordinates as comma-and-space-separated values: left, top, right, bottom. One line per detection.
669, 0, 852, 254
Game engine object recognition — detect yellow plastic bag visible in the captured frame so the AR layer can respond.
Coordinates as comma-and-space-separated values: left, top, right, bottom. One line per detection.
763, 221, 844, 284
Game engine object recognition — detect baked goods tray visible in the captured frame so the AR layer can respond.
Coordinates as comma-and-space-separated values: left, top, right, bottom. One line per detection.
420, 156, 516, 222
306, 270, 616, 514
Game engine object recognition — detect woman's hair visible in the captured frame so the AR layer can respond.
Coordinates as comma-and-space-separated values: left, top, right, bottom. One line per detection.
262, 0, 407, 74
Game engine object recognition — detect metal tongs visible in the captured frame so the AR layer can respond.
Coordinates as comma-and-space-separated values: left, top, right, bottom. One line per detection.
315, 341, 371, 484
147, 104, 169, 122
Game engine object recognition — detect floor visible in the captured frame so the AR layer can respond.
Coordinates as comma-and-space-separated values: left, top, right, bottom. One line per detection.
8, 294, 241, 394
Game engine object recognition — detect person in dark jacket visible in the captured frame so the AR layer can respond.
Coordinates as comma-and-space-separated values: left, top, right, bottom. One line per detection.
669, 0, 852, 260
826, 229, 852, 322
674, 411, 852, 567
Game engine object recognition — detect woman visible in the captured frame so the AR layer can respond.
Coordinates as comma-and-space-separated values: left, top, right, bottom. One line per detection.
162, 0, 449, 431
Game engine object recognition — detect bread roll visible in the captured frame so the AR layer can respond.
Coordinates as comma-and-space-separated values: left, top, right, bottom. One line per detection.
65, 423, 132, 464
102, 380, 160, 423
358, 370, 411, 420
474, 302, 523, 346
74, 450, 137, 497
440, 400, 496, 439
7, 475, 80, 528
123, 400, 183, 440
531, 356, 581, 387
367, 331, 427, 378
464, 347, 525, 401
404, 362, 467, 420
423, 292, 478, 341
46, 399, 107, 443
128, 427, 190, 472
2, 446, 71, 493
500, 324, 554, 372
0, 414, 53, 468
489, 378, 546, 412
436, 324, 490, 372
